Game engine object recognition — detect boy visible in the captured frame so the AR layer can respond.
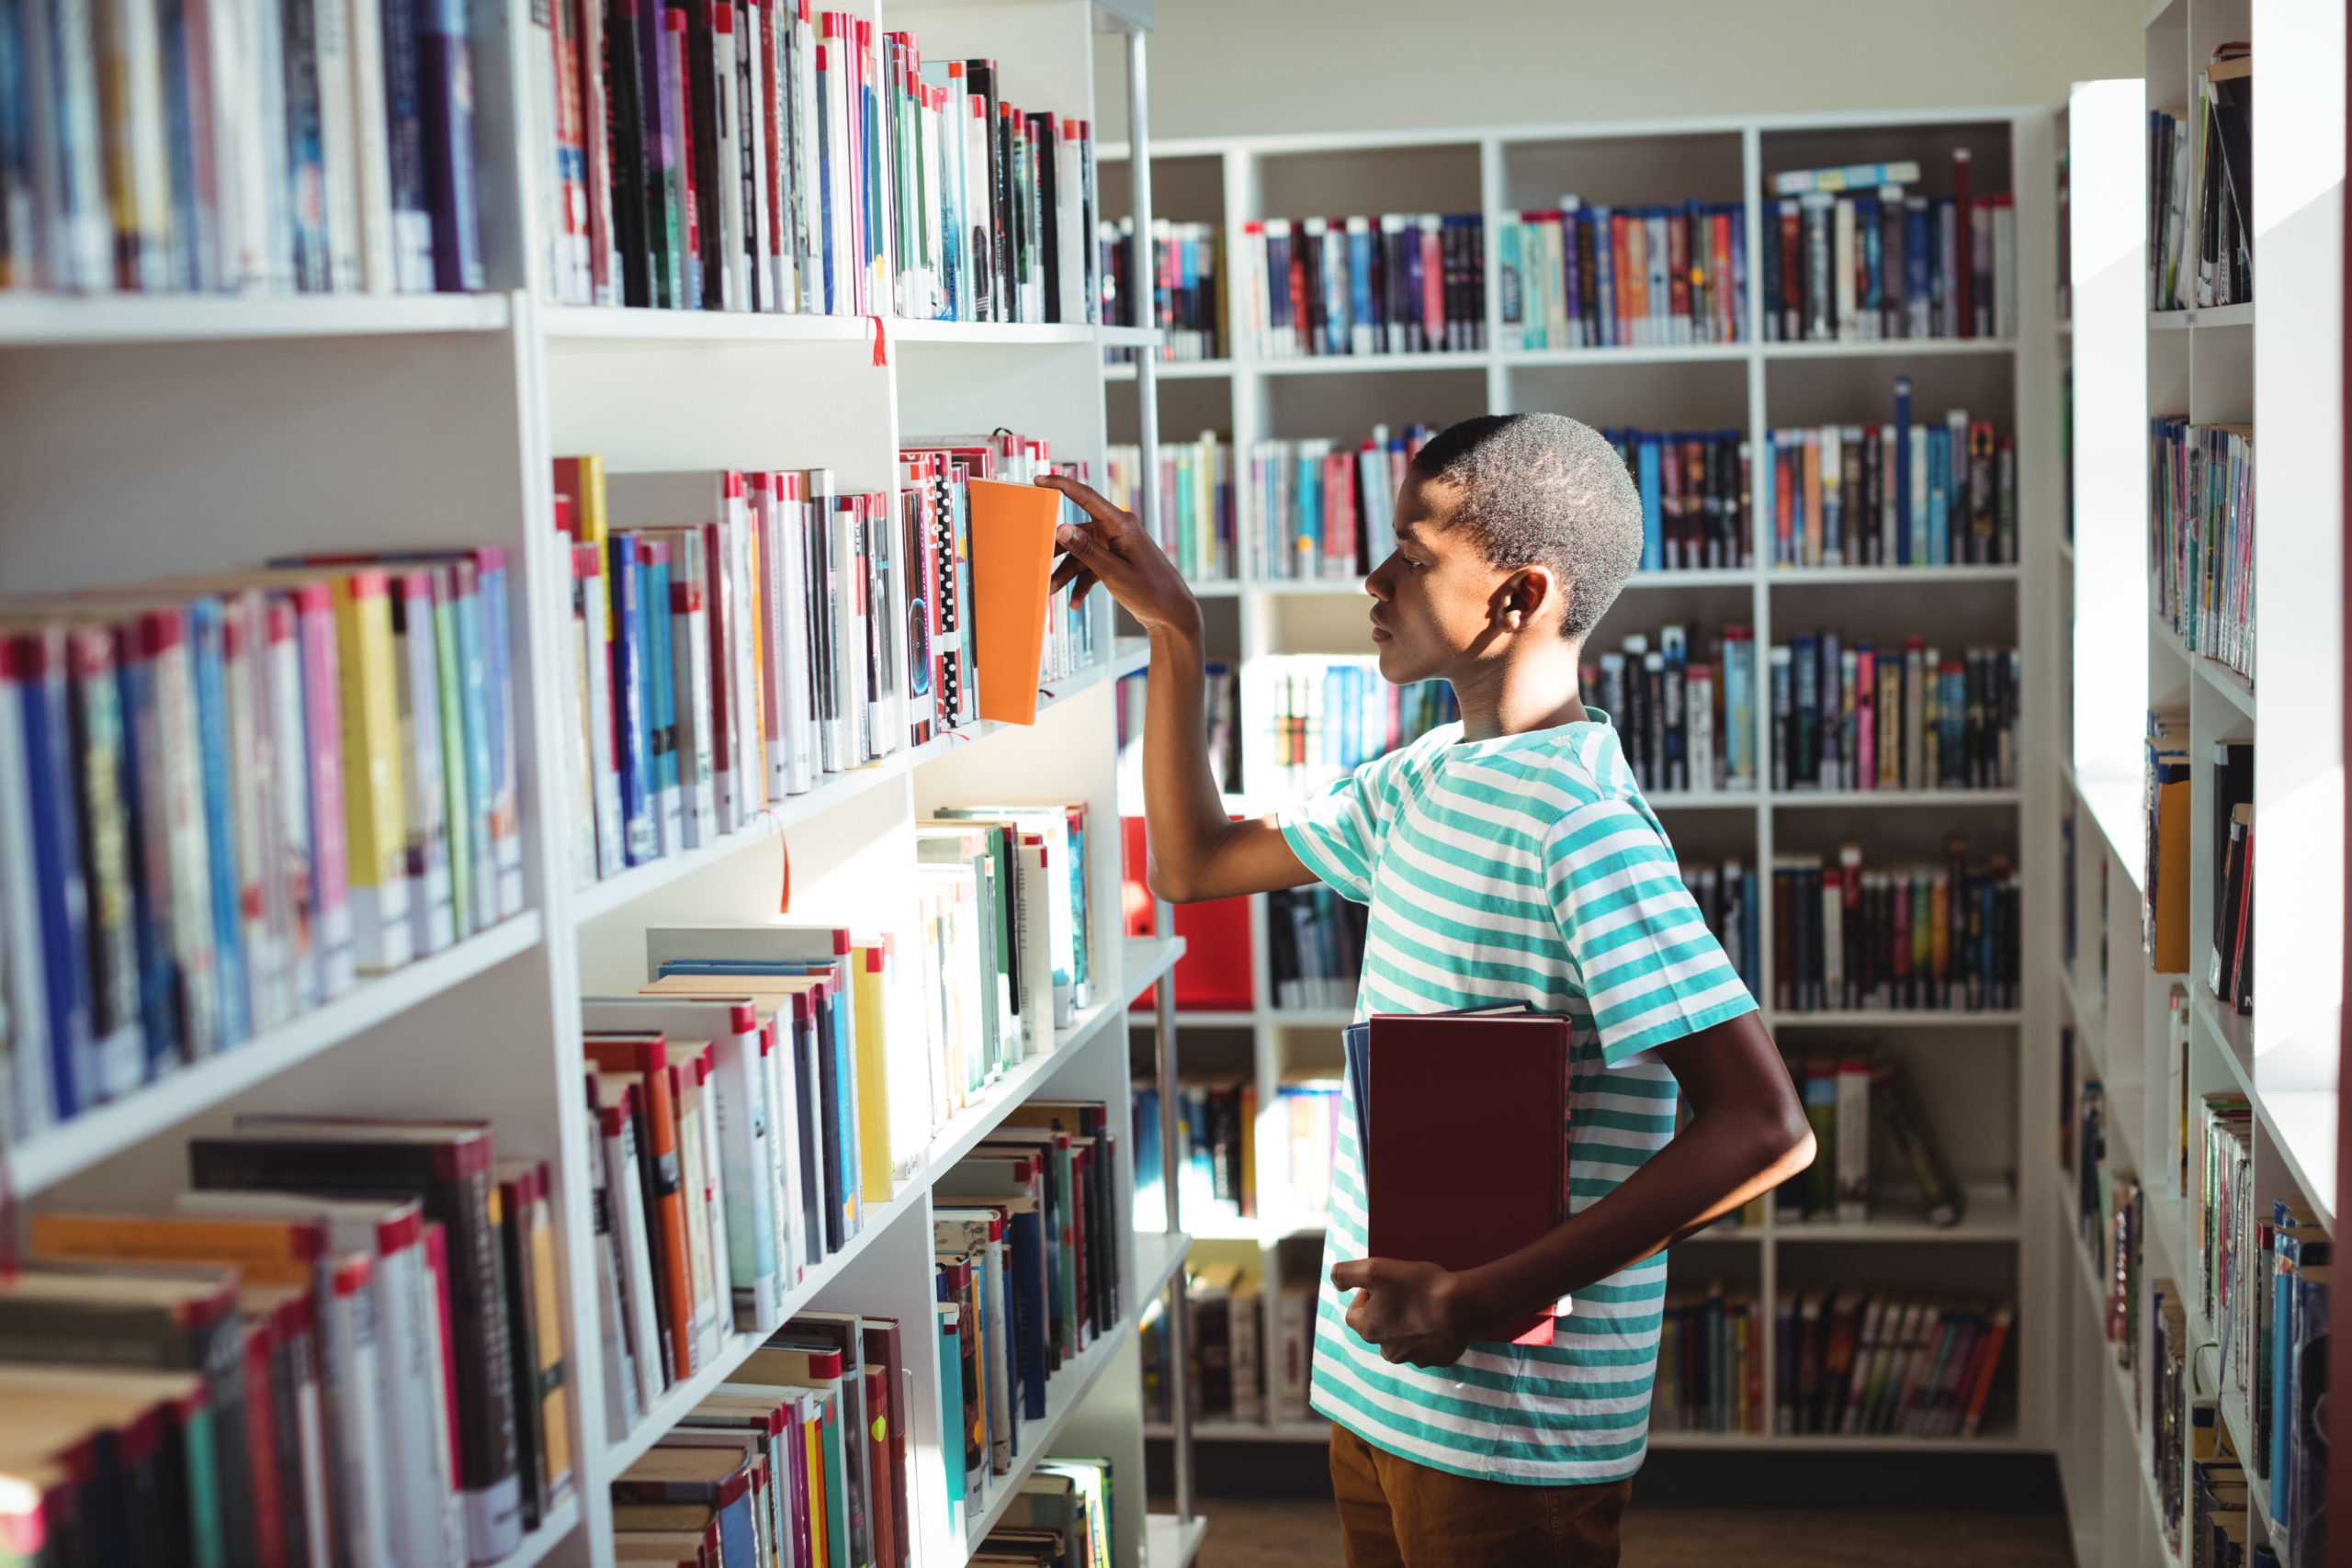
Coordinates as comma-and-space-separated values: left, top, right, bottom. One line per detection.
1038, 413, 1812, 1567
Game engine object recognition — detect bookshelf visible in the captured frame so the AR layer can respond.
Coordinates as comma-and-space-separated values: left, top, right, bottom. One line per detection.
2045, 5, 2345, 1564
0, 6, 1210, 1568
1102, 105, 2064, 1450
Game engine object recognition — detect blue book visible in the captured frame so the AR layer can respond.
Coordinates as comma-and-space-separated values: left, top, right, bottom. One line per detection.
1790, 636, 1818, 788
1858, 197, 1882, 318
1590, 205, 1615, 346
186, 601, 249, 1050
642, 544, 680, 856
1636, 435, 1663, 570
609, 538, 655, 866
1893, 378, 1913, 560
113, 648, 182, 1076
1724, 632, 1753, 784
418, 0, 483, 291
1817, 632, 1840, 784
1727, 203, 1748, 340
1346, 221, 1374, 352
14, 630, 93, 1119
472, 553, 522, 916
1926, 426, 1950, 566
1939, 663, 1964, 785
937, 1308, 966, 1519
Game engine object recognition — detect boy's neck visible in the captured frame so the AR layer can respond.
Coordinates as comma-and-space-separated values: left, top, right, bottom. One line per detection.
1452, 637, 1589, 743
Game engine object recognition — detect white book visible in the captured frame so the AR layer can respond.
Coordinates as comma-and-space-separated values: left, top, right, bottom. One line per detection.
961, 93, 992, 320
1879, 424, 1899, 565
1686, 664, 1714, 795
1017, 835, 1059, 1040
1057, 123, 1083, 325
308, 0, 362, 291
390, 576, 455, 956
582, 1093, 640, 1439
742, 0, 775, 312
526, 0, 568, 301
561, 553, 601, 885
711, 4, 745, 310
1832, 198, 1856, 340
664, 529, 719, 849
1907, 423, 1930, 565
1229, 1286, 1264, 1423
829, 494, 865, 764
220, 596, 287, 1032
763, 998, 805, 1283
695, 1050, 735, 1343
673, 1080, 724, 1366
0, 655, 53, 1141
1272, 1288, 1312, 1421
1992, 200, 2017, 338
1820, 874, 1843, 1006
581, 552, 625, 879
255, 603, 319, 1011
193, 0, 266, 290
23, 0, 114, 290
323, 1253, 395, 1567
775, 481, 815, 794
1834, 1056, 1869, 1221
343, 0, 393, 291
601, 1087, 671, 1406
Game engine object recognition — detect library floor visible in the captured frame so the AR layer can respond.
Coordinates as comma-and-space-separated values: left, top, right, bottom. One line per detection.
1172, 1497, 2075, 1567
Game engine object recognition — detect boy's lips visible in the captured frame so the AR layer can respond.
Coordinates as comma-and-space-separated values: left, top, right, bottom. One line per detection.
1369, 616, 1393, 642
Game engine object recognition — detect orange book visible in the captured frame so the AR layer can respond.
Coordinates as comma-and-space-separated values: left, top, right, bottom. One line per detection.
30, 1212, 328, 1289
967, 479, 1060, 724
586, 1032, 700, 1383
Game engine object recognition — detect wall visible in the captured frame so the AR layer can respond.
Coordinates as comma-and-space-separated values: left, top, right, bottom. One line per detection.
1093, 0, 2146, 145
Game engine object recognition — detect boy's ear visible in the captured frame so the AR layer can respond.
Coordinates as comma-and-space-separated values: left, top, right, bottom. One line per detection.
1499, 565, 1559, 631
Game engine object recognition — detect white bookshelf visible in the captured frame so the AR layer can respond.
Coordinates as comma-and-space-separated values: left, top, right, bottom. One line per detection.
2049, 6, 2343, 1564
1102, 105, 2064, 1452
0, 4, 1204, 1567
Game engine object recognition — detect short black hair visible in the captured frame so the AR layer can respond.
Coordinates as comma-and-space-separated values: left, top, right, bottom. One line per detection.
1408, 412, 1645, 639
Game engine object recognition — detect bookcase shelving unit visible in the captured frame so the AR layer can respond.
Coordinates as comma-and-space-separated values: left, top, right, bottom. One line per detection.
2046, 6, 2344, 1565
1102, 106, 2065, 1453
0, 5, 1216, 1567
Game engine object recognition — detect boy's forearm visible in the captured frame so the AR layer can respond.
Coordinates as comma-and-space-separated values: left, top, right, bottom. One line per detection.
1141, 619, 1239, 901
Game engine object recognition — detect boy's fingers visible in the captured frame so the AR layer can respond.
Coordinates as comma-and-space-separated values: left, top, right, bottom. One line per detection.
1331, 1258, 1399, 1292
1036, 473, 1136, 537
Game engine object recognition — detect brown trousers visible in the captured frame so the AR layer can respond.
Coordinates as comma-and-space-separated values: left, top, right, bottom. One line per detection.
1329, 1421, 1633, 1568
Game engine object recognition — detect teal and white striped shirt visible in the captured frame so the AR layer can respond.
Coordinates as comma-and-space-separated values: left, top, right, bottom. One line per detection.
1280, 713, 1754, 1484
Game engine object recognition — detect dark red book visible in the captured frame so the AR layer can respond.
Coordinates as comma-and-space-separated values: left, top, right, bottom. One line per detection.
1354, 1010, 1571, 1346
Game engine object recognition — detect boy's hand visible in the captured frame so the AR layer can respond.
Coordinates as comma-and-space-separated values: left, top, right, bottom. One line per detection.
1329, 1257, 1479, 1369
1034, 474, 1202, 638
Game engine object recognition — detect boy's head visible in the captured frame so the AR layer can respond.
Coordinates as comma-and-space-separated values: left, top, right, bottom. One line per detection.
1364, 412, 1644, 685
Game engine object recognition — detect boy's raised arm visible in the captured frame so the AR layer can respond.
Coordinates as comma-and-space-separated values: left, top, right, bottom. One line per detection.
1036, 475, 1316, 904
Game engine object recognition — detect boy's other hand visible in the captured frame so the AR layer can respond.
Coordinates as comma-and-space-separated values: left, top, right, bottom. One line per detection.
1330, 1257, 1477, 1370
1035, 474, 1202, 638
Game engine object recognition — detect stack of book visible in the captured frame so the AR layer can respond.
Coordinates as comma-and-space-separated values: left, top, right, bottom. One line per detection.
1497, 199, 1750, 348
1770, 839, 2021, 1014
1247, 423, 1437, 581
607, 1314, 912, 1567
1773, 1289, 2014, 1437
1783, 1052, 1963, 1227
1266, 886, 1365, 1012
1234, 216, 1487, 357
12, 1117, 577, 1565
1761, 379, 2018, 568
0, 551, 524, 1145
1243, 656, 1457, 803
2149, 47, 2253, 311
552, 434, 1099, 887
934, 1100, 1123, 1538
1116, 661, 1239, 797
1131, 1077, 1252, 1229
1758, 152, 2017, 341
1680, 857, 1763, 1001
535, 15, 1103, 320
2209, 742, 2255, 1015
1653, 1282, 1766, 1434
1579, 622, 1758, 794
1139, 1269, 1315, 1426
1099, 218, 1221, 359
2150, 418, 2255, 681
0, 0, 487, 295
1769, 633, 2019, 793
1601, 427, 1754, 571
970, 1460, 1114, 1567
1106, 433, 1238, 581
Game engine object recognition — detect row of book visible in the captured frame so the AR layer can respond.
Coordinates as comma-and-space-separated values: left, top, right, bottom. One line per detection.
1770, 840, 2022, 1014
1773, 1288, 2014, 1438
2064, 1043, 2142, 1365
1130, 1078, 1252, 1231
1266, 886, 1366, 1014
550, 434, 1098, 887
1682, 857, 1764, 1003
1581, 624, 1757, 795
1232, 215, 1487, 359
537, 8, 1104, 321
1245, 424, 1435, 581
2151, 417, 2254, 681
2149, 50, 2252, 312
0, 549, 525, 1143
1497, 200, 1750, 351
1099, 218, 1222, 360
1115, 662, 1239, 802
1783, 1053, 1964, 1227
1759, 175, 2019, 343
1761, 385, 2018, 569
1770, 636, 2019, 794
2146, 709, 2193, 975
1142, 1266, 1316, 1426
1652, 1283, 1767, 1434
1105, 434, 1238, 583
1241, 658, 1458, 802
5, 1116, 573, 1566
2210, 742, 2255, 1014
1606, 428, 1754, 572
0, 0, 486, 295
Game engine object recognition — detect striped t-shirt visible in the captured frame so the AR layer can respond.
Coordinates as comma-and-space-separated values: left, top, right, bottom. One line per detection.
1280, 713, 1755, 1484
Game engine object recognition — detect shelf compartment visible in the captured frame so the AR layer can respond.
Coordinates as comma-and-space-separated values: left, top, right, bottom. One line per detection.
2149, 610, 2255, 719
1767, 1010, 2022, 1029
1773, 1190, 2021, 1243
1773, 789, 2022, 810
1145, 1513, 1209, 1568
0, 291, 514, 345
6, 913, 544, 1195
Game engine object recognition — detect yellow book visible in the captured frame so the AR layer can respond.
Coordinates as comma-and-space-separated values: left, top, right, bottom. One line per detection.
333, 569, 412, 971
851, 940, 898, 1203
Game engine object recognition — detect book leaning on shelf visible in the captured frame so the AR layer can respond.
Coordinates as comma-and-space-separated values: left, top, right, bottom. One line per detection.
2150, 46, 2253, 311
1771, 838, 2020, 1015
1774, 1288, 2013, 1438
6, 1115, 578, 1566
1239, 654, 1456, 804
2150, 418, 2254, 681
1105, 432, 1237, 581
0, 549, 523, 1146
550, 432, 1099, 887
1762, 378, 2018, 569
1758, 149, 2016, 341
1139, 1268, 1314, 1427
1099, 218, 1221, 359
1781, 1050, 1964, 1228
530, 6, 1105, 319
1769, 631, 2018, 793
1652, 1281, 1766, 1434
1601, 426, 1752, 572
1247, 423, 1436, 581
0, 0, 488, 294
1235, 215, 1486, 358
1496, 197, 1748, 349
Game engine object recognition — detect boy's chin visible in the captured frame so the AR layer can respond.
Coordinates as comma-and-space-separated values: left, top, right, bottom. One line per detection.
1372, 640, 1436, 686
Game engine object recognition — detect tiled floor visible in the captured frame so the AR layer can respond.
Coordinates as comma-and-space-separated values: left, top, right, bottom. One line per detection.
1176, 1497, 2076, 1568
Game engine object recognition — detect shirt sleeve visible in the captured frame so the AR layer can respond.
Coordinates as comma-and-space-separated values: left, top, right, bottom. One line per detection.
1544, 796, 1757, 1064
1277, 752, 1399, 905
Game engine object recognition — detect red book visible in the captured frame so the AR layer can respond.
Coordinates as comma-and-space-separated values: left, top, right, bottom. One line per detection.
1951, 149, 1973, 338
1355, 1010, 1570, 1346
